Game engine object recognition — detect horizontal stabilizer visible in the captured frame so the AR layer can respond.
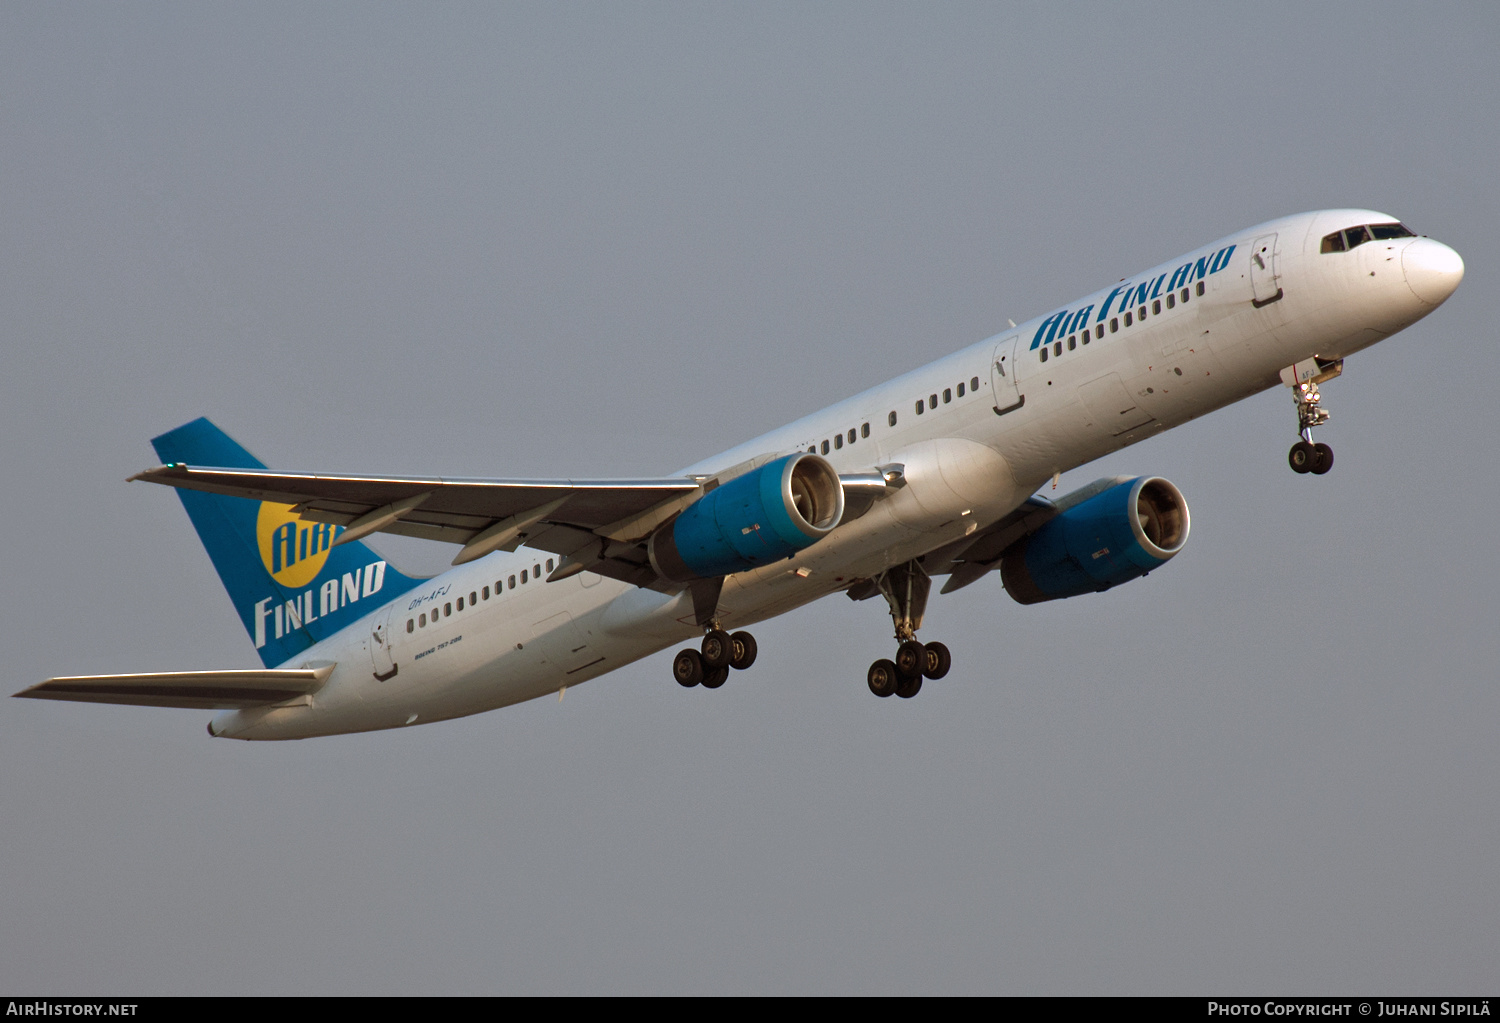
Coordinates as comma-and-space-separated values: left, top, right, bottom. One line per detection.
14, 666, 333, 710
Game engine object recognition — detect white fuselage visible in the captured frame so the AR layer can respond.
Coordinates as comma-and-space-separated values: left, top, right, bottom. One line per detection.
211, 209, 1462, 739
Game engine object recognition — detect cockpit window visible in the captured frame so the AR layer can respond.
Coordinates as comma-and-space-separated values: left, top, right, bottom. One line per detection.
1321, 222, 1414, 253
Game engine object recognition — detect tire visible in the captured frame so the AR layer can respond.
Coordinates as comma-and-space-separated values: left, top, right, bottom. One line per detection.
673, 648, 704, 687
896, 673, 923, 698
729, 631, 758, 670
701, 629, 732, 669
895, 640, 925, 678
921, 641, 951, 680
1311, 443, 1334, 475
701, 665, 729, 689
1288, 441, 1315, 473
868, 659, 900, 698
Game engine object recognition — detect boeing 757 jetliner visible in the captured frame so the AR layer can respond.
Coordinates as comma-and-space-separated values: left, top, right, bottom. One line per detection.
17, 210, 1464, 738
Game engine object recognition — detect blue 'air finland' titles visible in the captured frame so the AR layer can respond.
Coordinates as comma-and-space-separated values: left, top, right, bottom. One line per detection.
1029, 245, 1236, 349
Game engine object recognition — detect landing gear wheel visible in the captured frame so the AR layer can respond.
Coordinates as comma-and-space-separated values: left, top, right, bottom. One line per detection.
921, 641, 951, 680
895, 672, 923, 699
701, 665, 729, 689
729, 631, 758, 670
868, 659, 900, 698
700, 629, 733, 670
1311, 442, 1334, 475
895, 640, 926, 678
673, 649, 704, 687
1288, 441, 1315, 474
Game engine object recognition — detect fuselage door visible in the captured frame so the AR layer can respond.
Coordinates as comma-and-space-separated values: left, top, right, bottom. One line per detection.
368, 605, 398, 681
990, 334, 1024, 415
1250, 233, 1283, 306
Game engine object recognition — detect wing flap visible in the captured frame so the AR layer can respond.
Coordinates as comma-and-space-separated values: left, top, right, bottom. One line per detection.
14, 667, 333, 710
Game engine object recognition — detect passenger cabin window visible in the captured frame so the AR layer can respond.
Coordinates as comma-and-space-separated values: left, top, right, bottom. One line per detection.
546, 559, 554, 572
1053, 341, 1061, 356
1196, 282, 1205, 296
916, 400, 924, 414
1110, 317, 1119, 332
1154, 299, 1163, 314
509, 575, 517, 589
1095, 324, 1103, 339
456, 597, 464, 611
470, 590, 478, 603
942, 388, 951, 404
821, 439, 830, 453
444, 602, 452, 616
482, 586, 490, 600
1181, 288, 1190, 302
1124, 311, 1133, 326
1040, 347, 1049, 363
957, 382, 965, 397
929, 393, 938, 408
419, 612, 427, 627
834, 433, 843, 449
1067, 335, 1076, 351
862, 423, 871, 438
971, 376, 979, 391
407, 618, 414, 633
888, 411, 897, 427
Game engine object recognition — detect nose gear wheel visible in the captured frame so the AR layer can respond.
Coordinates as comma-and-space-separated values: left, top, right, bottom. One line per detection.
1282, 359, 1342, 475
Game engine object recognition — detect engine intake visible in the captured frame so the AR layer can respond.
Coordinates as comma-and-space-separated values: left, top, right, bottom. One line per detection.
649, 453, 844, 581
1000, 476, 1189, 604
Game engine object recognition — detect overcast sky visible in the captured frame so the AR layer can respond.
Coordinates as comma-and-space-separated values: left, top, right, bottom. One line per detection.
3, 2, 1497, 995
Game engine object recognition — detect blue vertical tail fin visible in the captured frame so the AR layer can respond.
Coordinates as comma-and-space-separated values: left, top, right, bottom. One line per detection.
150, 418, 425, 668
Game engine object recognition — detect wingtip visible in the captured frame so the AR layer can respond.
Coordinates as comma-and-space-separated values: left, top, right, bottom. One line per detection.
128, 462, 187, 483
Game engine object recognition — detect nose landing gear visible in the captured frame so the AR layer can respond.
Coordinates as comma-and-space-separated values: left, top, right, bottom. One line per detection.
1282, 358, 1343, 475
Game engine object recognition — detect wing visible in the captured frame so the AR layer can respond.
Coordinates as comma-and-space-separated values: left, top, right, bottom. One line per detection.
889, 495, 1060, 596
14, 667, 332, 710
131, 463, 707, 588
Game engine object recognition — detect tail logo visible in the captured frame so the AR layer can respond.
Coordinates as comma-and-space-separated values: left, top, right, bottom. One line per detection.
256, 502, 338, 588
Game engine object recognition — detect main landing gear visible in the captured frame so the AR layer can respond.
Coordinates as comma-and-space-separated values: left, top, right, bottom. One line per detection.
672, 626, 758, 690
866, 560, 951, 700
1282, 358, 1343, 475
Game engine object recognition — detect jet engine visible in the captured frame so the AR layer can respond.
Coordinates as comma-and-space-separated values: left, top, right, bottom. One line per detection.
649, 453, 844, 581
1000, 476, 1189, 604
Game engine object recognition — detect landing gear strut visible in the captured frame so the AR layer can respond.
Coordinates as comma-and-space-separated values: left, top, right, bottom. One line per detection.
1282, 358, 1342, 475
866, 560, 952, 699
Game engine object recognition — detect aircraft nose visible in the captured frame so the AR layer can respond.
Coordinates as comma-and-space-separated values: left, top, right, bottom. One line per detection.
1402, 238, 1464, 305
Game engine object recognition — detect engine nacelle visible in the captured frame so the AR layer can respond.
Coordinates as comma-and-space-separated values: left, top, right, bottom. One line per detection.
649, 453, 844, 581
1000, 476, 1189, 604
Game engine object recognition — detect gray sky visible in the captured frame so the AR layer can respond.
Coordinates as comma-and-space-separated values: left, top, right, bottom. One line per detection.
3, 1, 1497, 994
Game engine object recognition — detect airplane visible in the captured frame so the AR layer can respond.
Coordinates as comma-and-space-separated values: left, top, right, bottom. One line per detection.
15, 209, 1464, 739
